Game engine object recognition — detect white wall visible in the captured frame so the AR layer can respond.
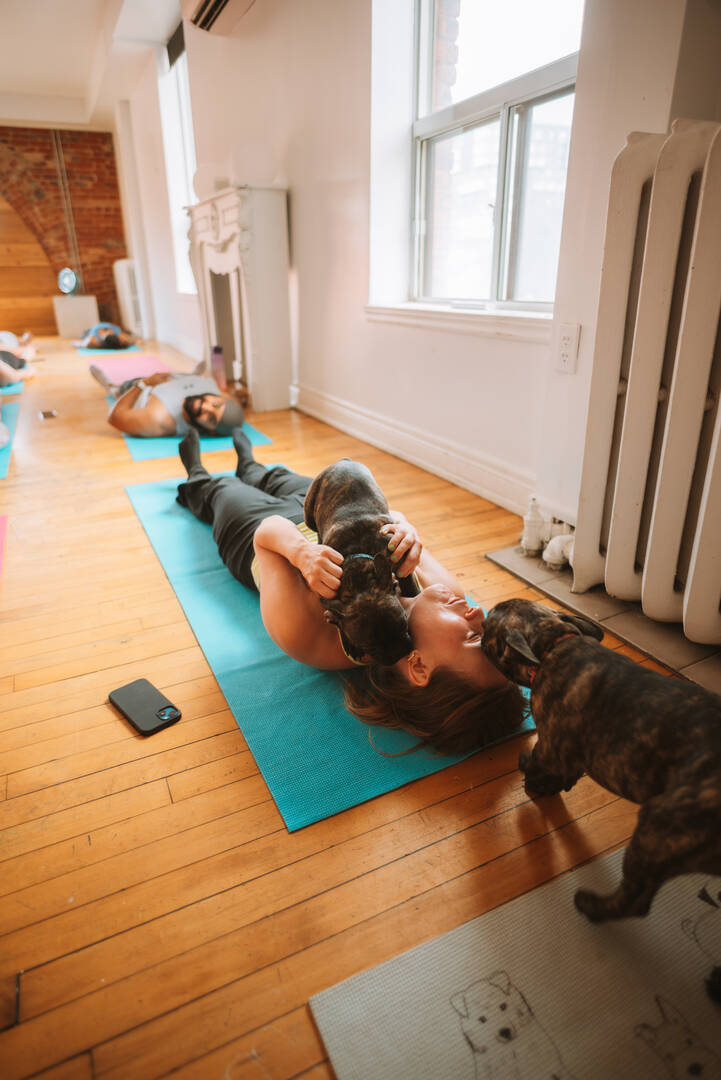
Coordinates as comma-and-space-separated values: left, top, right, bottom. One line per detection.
184, 1, 545, 513
123, 48, 203, 359
169, 0, 721, 517
537, 0, 721, 524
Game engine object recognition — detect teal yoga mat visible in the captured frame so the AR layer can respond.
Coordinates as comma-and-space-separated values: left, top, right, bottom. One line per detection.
127, 475, 534, 831
0, 399, 20, 479
120, 423, 272, 461
76, 345, 141, 356
0, 382, 23, 395
103, 396, 272, 460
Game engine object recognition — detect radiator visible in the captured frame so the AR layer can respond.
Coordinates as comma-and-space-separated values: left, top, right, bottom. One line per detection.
113, 258, 144, 338
572, 119, 721, 644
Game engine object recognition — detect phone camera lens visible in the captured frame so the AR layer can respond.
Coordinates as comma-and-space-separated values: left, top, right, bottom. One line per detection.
156, 706, 178, 720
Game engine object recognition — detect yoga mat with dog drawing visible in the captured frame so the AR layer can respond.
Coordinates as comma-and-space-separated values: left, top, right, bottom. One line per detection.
310, 848, 721, 1080
0, 400, 20, 479
126, 474, 534, 831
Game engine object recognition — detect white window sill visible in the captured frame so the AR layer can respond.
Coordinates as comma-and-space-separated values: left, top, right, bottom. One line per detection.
364, 303, 552, 344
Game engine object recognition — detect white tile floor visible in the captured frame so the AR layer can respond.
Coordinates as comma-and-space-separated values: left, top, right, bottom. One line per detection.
486, 545, 721, 694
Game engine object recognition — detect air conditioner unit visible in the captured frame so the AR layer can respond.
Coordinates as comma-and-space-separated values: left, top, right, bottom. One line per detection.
113, 258, 143, 337
190, 0, 256, 35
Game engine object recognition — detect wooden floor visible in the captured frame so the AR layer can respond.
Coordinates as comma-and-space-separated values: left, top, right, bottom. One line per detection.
0, 339, 653, 1079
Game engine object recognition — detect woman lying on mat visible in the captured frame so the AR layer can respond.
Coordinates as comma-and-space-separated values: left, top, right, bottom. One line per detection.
89, 367, 247, 439
76, 322, 138, 350
176, 427, 525, 754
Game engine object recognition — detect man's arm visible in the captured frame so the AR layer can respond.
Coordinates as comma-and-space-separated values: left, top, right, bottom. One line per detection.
108, 385, 176, 437
253, 516, 349, 668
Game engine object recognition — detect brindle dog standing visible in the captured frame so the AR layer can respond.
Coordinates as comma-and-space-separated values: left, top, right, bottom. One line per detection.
481, 599, 721, 985
303, 459, 414, 666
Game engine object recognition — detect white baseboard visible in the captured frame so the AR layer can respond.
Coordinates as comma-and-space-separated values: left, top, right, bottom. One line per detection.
294, 384, 535, 516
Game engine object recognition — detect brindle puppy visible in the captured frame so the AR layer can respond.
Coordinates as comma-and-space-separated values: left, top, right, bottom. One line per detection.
481, 599, 721, 940
304, 459, 414, 666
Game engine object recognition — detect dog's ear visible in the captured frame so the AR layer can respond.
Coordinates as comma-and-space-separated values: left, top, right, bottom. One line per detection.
555, 610, 603, 641
654, 997, 687, 1027
450, 991, 468, 1018
487, 970, 512, 994
303, 475, 322, 531
505, 630, 540, 665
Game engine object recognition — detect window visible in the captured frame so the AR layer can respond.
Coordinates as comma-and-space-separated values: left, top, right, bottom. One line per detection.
157, 25, 198, 295
413, 0, 584, 308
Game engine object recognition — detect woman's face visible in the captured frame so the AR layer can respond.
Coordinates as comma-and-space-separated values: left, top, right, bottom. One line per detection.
400, 584, 509, 689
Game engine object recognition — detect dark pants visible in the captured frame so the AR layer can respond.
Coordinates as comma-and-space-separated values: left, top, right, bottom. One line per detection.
177, 453, 312, 590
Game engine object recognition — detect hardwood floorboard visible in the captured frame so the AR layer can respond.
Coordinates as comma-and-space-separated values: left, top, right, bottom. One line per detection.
153, 1007, 326, 1080
16, 775, 617, 1021
0, 338, 648, 1079
1, 776, 271, 898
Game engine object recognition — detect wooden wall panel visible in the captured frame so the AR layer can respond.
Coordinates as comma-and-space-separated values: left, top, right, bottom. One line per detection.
0, 196, 56, 335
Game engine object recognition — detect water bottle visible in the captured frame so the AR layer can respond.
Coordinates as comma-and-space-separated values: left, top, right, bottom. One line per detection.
211, 345, 227, 392
520, 496, 545, 556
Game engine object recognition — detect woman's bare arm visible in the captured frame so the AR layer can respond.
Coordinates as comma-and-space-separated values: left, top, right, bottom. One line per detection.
253, 516, 352, 669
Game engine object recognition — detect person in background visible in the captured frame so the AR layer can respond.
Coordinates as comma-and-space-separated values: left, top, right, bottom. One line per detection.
89, 366, 246, 438
75, 322, 138, 350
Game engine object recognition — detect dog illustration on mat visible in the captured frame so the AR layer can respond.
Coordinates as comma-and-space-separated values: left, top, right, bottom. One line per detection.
451, 970, 576, 1079
682, 880, 721, 1001
634, 995, 721, 1078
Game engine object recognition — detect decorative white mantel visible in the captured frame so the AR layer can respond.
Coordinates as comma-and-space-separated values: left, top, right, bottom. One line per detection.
187, 185, 292, 412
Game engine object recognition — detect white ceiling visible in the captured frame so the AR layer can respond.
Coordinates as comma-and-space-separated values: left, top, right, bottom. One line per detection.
0, 0, 183, 129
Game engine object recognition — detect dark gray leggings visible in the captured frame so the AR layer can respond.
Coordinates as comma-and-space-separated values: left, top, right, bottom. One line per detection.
177, 457, 313, 590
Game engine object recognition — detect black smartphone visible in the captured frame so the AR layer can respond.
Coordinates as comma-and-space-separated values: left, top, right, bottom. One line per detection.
108, 678, 181, 736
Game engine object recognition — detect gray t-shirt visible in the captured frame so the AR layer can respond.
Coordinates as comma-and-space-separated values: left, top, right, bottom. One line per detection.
138, 374, 220, 435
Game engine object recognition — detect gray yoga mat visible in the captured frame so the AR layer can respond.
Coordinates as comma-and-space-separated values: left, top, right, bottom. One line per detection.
311, 848, 721, 1079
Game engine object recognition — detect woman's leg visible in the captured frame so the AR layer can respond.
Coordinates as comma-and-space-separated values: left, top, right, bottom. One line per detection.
233, 428, 312, 503
177, 430, 307, 586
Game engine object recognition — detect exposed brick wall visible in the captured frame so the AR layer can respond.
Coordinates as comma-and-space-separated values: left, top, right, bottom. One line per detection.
0, 127, 126, 324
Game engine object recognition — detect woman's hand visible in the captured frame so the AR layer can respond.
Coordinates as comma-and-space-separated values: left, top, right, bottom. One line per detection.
297, 543, 343, 599
381, 512, 422, 577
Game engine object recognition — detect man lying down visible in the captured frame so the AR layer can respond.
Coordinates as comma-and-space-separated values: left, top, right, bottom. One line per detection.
89, 366, 246, 439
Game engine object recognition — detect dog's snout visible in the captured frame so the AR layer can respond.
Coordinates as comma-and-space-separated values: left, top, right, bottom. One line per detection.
497, 1027, 513, 1042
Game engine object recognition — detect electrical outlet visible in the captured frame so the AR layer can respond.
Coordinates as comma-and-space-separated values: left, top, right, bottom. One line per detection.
555, 322, 580, 374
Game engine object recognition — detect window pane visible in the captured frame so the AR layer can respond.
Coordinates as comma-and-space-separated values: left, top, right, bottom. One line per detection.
422, 119, 500, 301
158, 52, 198, 295
430, 0, 583, 112
506, 91, 574, 302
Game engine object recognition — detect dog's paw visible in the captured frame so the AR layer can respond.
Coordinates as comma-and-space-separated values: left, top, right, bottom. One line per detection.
524, 773, 565, 798
705, 966, 721, 1005
518, 749, 532, 773
574, 888, 608, 922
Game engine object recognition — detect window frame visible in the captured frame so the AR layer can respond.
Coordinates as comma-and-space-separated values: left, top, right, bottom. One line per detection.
411, 6, 578, 311
157, 44, 198, 296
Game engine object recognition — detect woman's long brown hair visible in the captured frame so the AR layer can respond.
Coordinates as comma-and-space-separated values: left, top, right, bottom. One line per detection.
343, 665, 528, 756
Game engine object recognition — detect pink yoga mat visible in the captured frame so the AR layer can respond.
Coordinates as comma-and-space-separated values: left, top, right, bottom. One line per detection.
0, 516, 7, 582
88, 354, 173, 383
